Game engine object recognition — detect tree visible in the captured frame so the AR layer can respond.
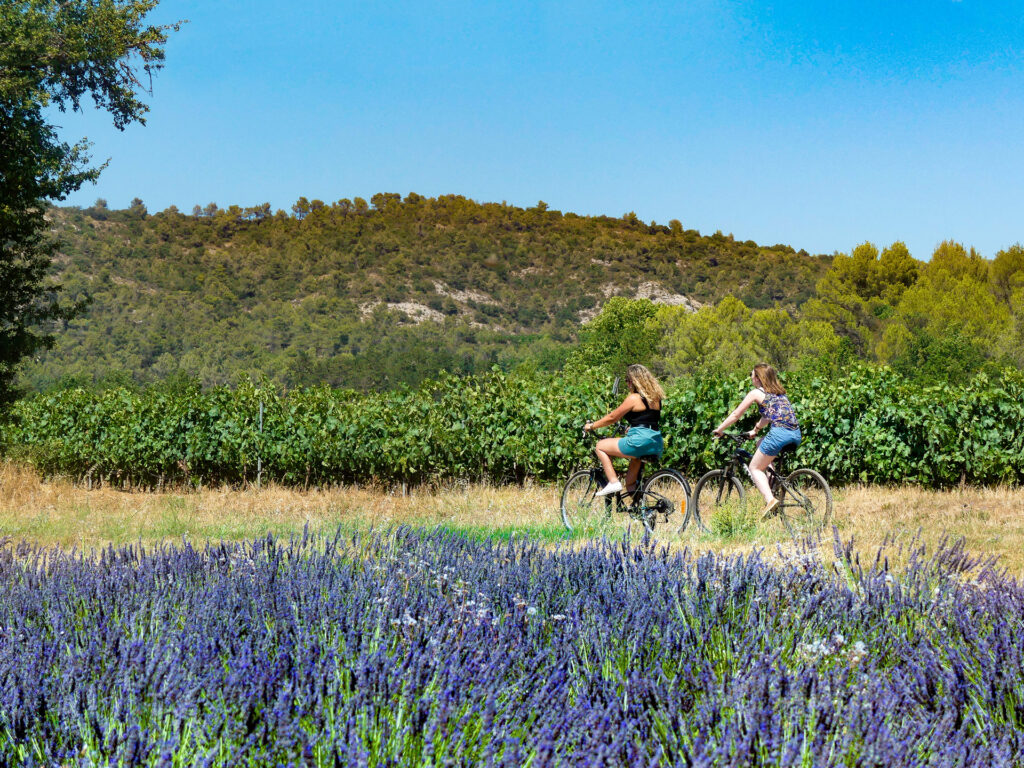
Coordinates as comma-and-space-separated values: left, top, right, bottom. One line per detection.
128, 196, 147, 218
990, 244, 1024, 304
806, 241, 921, 355
889, 329, 990, 384
370, 192, 400, 211
656, 296, 845, 377
0, 0, 180, 404
877, 241, 1013, 366
565, 298, 661, 376
928, 240, 987, 283
291, 197, 311, 220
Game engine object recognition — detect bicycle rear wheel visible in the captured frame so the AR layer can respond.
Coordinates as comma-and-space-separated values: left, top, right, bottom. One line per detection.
560, 469, 612, 534
778, 468, 832, 537
642, 470, 691, 539
689, 469, 744, 533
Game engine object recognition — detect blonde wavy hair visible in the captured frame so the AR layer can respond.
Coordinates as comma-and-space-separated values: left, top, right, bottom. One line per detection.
625, 364, 664, 405
753, 363, 786, 395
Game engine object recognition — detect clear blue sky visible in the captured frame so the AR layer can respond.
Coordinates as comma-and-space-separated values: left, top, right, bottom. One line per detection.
55, 0, 1024, 260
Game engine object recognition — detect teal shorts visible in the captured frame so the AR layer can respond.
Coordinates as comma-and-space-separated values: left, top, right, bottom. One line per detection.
619, 427, 663, 459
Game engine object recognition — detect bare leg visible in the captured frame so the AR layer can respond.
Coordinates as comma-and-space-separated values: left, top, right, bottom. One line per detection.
623, 458, 642, 491
749, 449, 776, 503
595, 438, 629, 485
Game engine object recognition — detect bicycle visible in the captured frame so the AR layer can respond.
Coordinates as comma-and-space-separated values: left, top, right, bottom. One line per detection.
686, 433, 832, 537
560, 428, 692, 540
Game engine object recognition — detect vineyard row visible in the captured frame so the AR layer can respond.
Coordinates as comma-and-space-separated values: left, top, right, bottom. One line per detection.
3, 366, 1022, 488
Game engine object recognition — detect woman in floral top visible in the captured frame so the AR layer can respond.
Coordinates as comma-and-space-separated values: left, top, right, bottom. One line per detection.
713, 363, 801, 517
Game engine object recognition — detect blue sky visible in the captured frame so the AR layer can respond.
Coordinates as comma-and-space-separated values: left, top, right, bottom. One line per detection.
54, 0, 1024, 260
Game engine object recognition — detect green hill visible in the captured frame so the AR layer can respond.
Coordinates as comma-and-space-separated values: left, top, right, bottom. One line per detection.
27, 194, 830, 391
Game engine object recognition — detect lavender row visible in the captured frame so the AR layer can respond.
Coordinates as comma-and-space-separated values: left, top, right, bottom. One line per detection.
0, 529, 1021, 766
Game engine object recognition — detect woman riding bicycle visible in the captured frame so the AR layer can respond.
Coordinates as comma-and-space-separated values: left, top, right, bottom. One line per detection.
712, 363, 800, 516
584, 364, 665, 497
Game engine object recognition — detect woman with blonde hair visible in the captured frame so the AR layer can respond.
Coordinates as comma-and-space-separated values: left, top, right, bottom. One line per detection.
713, 363, 801, 516
584, 364, 665, 497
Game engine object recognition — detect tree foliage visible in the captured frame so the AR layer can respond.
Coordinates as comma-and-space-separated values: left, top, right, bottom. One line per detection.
804, 239, 1024, 382
991, 244, 1024, 303
0, 0, 179, 404
880, 243, 1012, 367
801, 241, 918, 355
654, 296, 848, 378
581, 236, 1024, 386
565, 298, 661, 375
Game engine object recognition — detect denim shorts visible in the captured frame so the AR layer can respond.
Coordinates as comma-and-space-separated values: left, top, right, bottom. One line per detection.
619, 427, 664, 459
759, 427, 801, 457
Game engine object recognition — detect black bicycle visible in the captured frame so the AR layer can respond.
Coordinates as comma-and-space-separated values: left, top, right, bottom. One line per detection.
560, 429, 692, 540
686, 433, 832, 536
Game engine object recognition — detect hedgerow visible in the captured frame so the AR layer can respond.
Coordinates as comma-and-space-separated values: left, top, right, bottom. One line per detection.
2, 365, 1023, 488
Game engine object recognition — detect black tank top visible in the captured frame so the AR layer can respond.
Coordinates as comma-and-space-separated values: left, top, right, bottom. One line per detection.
625, 395, 661, 430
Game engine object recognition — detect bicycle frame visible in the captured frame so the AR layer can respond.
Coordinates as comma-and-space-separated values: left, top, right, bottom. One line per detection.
717, 434, 821, 518
704, 440, 750, 503
711, 437, 784, 487
576, 430, 646, 511
562, 424, 690, 536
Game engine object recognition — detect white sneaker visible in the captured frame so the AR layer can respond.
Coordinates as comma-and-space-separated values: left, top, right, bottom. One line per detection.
595, 481, 622, 498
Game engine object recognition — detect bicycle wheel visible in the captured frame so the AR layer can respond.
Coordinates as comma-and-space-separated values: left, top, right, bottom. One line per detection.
689, 469, 745, 532
778, 468, 833, 537
560, 469, 612, 534
642, 470, 691, 538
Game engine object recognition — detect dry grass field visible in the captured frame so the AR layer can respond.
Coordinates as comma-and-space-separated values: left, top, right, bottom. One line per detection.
2, 460, 1023, 574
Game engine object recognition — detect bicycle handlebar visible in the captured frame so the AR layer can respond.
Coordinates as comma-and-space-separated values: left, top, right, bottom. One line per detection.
581, 424, 627, 439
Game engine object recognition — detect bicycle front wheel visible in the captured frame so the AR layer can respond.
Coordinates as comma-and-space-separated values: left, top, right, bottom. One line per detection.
779, 468, 833, 537
689, 469, 745, 532
560, 469, 612, 534
642, 470, 691, 538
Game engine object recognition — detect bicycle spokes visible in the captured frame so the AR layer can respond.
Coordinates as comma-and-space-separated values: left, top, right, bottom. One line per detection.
560, 470, 615, 535
778, 468, 833, 536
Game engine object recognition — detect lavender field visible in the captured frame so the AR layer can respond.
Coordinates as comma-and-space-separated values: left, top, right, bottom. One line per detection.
0, 528, 1021, 767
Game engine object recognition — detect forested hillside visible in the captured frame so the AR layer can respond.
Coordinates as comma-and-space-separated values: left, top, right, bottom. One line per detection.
569, 237, 1024, 387
26, 194, 829, 390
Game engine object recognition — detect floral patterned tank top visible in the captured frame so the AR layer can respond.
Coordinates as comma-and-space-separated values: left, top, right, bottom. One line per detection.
758, 391, 799, 430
